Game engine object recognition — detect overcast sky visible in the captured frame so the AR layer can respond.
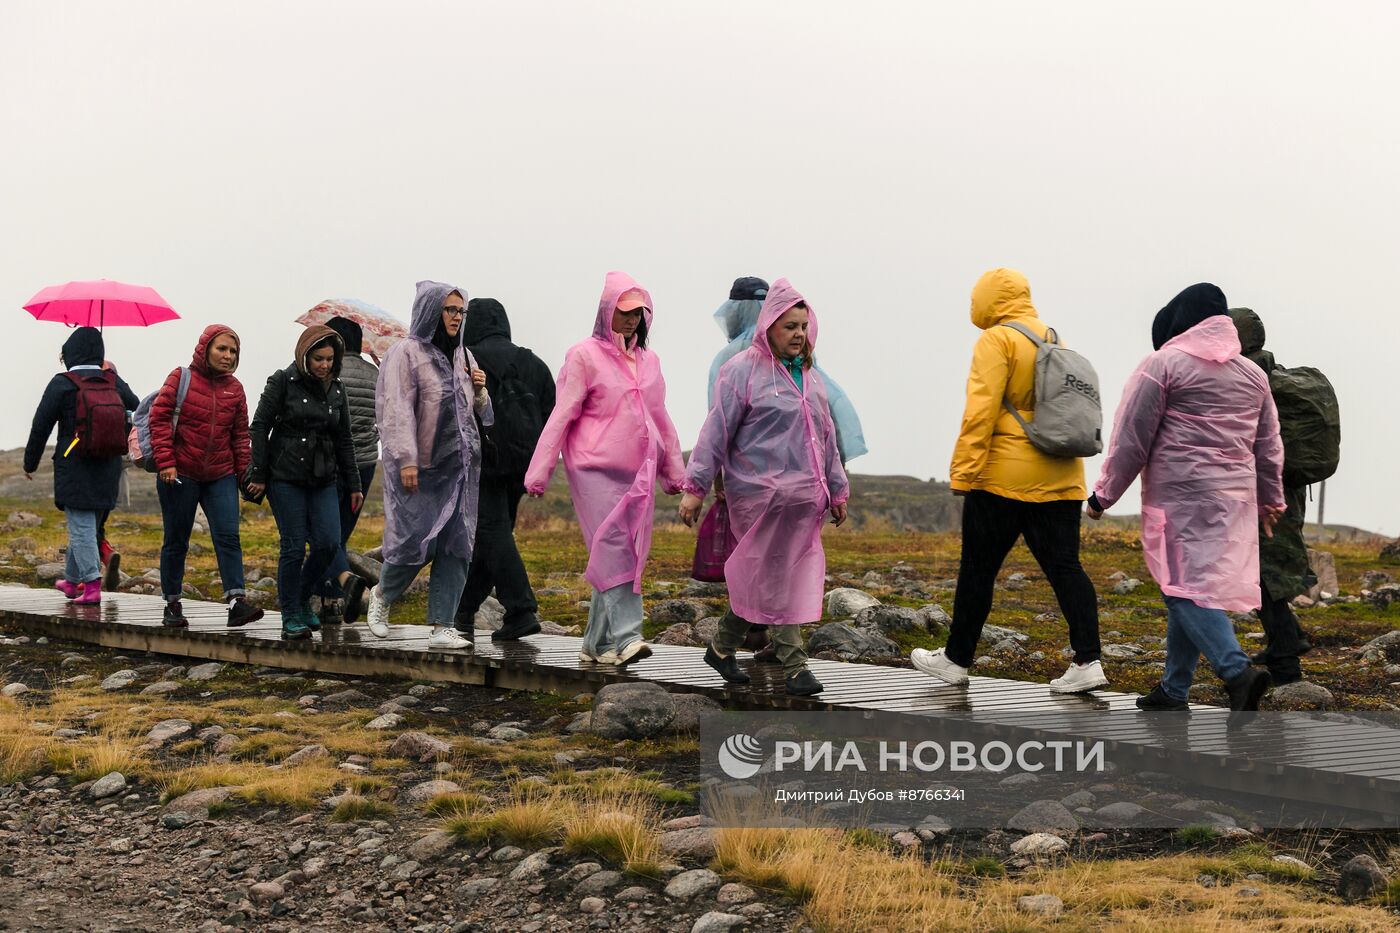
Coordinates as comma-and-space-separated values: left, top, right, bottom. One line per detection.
3, 1, 1396, 534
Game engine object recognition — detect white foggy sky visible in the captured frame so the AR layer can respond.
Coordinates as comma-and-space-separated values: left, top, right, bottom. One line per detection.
2, 1, 1396, 533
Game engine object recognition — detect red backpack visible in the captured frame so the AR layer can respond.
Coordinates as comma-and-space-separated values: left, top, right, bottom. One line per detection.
64, 371, 129, 458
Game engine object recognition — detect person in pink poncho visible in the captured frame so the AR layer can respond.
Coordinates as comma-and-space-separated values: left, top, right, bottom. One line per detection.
1088, 283, 1285, 712
679, 278, 850, 697
524, 271, 685, 665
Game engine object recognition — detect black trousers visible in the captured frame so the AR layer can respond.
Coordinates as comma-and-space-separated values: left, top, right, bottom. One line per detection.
1257, 596, 1309, 682
945, 491, 1102, 667
456, 475, 537, 627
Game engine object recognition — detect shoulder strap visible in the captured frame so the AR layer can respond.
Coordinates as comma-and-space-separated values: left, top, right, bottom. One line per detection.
1001, 321, 1059, 346
171, 367, 191, 428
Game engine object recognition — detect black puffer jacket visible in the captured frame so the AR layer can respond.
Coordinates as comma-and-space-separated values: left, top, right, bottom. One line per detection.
325, 318, 380, 466
23, 328, 140, 511
248, 362, 360, 491
464, 298, 556, 479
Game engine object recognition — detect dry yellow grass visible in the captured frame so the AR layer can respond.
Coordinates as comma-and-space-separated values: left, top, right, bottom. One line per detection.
154, 759, 346, 810
0, 696, 51, 783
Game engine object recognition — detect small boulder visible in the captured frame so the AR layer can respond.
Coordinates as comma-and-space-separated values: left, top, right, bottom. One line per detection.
1010, 833, 1068, 857
1112, 578, 1142, 595
917, 604, 951, 632
825, 587, 880, 618
407, 829, 456, 863
89, 772, 127, 800
807, 622, 899, 661
692, 913, 749, 933
388, 731, 452, 761
589, 682, 676, 739
576, 869, 624, 894
319, 689, 374, 710
1, 683, 29, 697
1017, 894, 1064, 918
669, 692, 723, 734
365, 713, 404, 730
404, 780, 462, 806
140, 681, 181, 696
854, 604, 924, 635
163, 786, 239, 820
281, 744, 328, 768
1094, 802, 1147, 825
656, 623, 701, 647
1007, 800, 1079, 835
186, 663, 224, 682
1265, 681, 1334, 711
660, 826, 718, 860
651, 599, 708, 625
1337, 854, 1388, 902
100, 670, 140, 691
666, 868, 722, 901
145, 719, 193, 747
248, 882, 284, 904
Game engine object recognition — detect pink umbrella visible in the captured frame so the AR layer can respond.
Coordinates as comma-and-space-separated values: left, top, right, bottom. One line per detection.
23, 279, 179, 329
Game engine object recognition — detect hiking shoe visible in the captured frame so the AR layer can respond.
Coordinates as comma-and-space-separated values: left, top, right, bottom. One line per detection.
492, 615, 542, 641
341, 574, 368, 625
910, 648, 969, 686
427, 627, 473, 651
102, 549, 121, 591
366, 586, 390, 638
616, 640, 653, 665
162, 600, 189, 628
1050, 660, 1109, 694
1135, 684, 1188, 711
785, 669, 824, 696
302, 605, 322, 633
227, 597, 263, 628
318, 599, 344, 626
704, 645, 751, 684
55, 579, 80, 600
74, 580, 101, 605
281, 609, 313, 641
578, 647, 620, 664
1225, 668, 1271, 712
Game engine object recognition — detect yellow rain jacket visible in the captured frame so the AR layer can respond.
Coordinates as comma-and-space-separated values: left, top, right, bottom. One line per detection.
948, 269, 1087, 502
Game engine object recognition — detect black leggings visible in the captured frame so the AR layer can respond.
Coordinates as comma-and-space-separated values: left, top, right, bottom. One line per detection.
945, 491, 1101, 667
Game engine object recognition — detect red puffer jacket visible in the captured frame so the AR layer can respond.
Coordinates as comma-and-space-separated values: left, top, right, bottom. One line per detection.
150, 325, 252, 483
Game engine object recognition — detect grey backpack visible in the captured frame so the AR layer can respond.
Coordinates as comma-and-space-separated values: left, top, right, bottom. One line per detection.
1000, 322, 1103, 458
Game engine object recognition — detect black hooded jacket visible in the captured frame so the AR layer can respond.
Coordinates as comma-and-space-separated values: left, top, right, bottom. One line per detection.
463, 298, 556, 478
1152, 283, 1230, 350
24, 327, 140, 511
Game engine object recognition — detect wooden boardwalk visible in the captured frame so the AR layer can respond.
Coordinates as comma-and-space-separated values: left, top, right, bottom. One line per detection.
3, 585, 1399, 825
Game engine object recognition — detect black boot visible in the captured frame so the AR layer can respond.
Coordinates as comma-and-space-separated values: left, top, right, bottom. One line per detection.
1136, 684, 1188, 711
785, 669, 824, 696
227, 596, 264, 628
1225, 668, 1271, 711
341, 574, 368, 625
704, 645, 751, 684
162, 600, 188, 628
493, 614, 542, 641
318, 599, 344, 626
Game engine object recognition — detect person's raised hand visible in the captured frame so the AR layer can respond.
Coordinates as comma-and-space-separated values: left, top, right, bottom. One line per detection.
401, 465, 419, 494
678, 492, 703, 528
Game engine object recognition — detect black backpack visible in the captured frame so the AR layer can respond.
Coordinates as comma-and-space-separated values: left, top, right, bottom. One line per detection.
480, 347, 544, 476
1269, 365, 1341, 487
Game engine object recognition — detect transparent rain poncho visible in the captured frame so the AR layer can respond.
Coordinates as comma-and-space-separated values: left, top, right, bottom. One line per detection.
376, 280, 493, 567
1093, 316, 1284, 611
524, 271, 686, 593
684, 278, 850, 625
709, 298, 868, 462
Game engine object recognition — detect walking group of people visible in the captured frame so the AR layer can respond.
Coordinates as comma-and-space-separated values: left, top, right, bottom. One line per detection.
24, 266, 1328, 707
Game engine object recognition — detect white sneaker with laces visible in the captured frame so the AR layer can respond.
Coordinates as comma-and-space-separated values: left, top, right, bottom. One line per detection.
367, 586, 390, 638
1050, 660, 1108, 694
578, 647, 621, 664
910, 647, 970, 686
427, 627, 473, 650
616, 640, 653, 664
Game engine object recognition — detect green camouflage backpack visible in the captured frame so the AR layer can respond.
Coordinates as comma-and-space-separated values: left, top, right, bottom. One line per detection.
1269, 365, 1340, 487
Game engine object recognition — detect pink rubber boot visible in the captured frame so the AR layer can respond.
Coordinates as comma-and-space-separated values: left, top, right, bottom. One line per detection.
55, 579, 80, 600
74, 580, 102, 605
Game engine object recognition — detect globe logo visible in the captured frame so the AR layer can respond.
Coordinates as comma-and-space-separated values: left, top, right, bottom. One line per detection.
718, 733, 765, 780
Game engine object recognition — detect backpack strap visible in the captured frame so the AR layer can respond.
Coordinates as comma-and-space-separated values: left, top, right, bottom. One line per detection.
997, 322, 1056, 431
171, 367, 192, 431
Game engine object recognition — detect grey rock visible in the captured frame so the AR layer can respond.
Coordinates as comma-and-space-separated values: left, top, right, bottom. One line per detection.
716, 882, 756, 906
575, 869, 624, 894
806, 621, 899, 660
660, 826, 718, 860
655, 622, 702, 647
1337, 854, 1388, 902
0, 683, 29, 697
35, 562, 65, 584
281, 744, 328, 768
578, 897, 606, 914
980, 624, 1028, 644
407, 830, 456, 863
100, 670, 140, 691
589, 682, 676, 739
164, 786, 239, 820
461, 877, 499, 901
1017, 894, 1064, 918
854, 604, 924, 635
145, 718, 194, 747
248, 882, 284, 904
1112, 578, 1142, 595
488, 725, 528, 741
1094, 802, 1147, 825
89, 771, 127, 799
1003, 572, 1030, 591
651, 599, 708, 625
665, 868, 722, 901
404, 780, 462, 805
561, 862, 603, 885
389, 731, 453, 761
1010, 833, 1068, 857
186, 662, 224, 681
691, 912, 749, 933
140, 681, 181, 696
319, 689, 374, 710
302, 856, 328, 879
1266, 681, 1335, 711
669, 692, 723, 734
490, 845, 524, 862
825, 587, 880, 618
509, 850, 551, 880
1007, 800, 1079, 835
1060, 790, 1096, 809
365, 713, 404, 730
917, 603, 951, 632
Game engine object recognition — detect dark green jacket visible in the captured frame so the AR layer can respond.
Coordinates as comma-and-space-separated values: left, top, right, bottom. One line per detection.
1230, 308, 1313, 601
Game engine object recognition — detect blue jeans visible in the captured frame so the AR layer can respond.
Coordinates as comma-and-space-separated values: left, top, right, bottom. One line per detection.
317, 463, 376, 598
378, 536, 468, 628
268, 482, 341, 613
157, 474, 246, 601
1162, 595, 1251, 701
583, 583, 644, 657
64, 508, 100, 584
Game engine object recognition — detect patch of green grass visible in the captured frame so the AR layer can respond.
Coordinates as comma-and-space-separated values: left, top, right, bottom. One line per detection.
844, 827, 890, 853
1194, 842, 1316, 883
1173, 825, 1222, 846
330, 795, 394, 822
965, 855, 1006, 878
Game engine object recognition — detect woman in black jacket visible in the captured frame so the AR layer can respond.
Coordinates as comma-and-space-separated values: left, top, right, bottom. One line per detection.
23, 328, 139, 604
246, 326, 368, 639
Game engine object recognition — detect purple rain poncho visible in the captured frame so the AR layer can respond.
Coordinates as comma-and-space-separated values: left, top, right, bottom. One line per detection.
376, 280, 494, 567
524, 271, 686, 593
1093, 315, 1284, 612
682, 278, 850, 625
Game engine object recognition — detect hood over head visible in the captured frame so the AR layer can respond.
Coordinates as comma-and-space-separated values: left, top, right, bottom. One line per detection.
970, 268, 1037, 330
1159, 313, 1241, 363
752, 277, 817, 360
410, 280, 467, 340
325, 316, 363, 355
295, 325, 344, 381
62, 326, 104, 369
193, 324, 241, 376
1228, 307, 1266, 355
464, 298, 511, 344
592, 271, 653, 342
714, 276, 768, 342
1152, 283, 1229, 350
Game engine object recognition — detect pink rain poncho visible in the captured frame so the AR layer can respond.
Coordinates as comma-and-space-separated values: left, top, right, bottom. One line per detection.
524, 271, 686, 593
682, 278, 850, 625
1093, 316, 1284, 611
376, 281, 494, 566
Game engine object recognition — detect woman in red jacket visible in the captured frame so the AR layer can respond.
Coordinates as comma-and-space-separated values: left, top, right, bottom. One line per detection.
150, 325, 263, 628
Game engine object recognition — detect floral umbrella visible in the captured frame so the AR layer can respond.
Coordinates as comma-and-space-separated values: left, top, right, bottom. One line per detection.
296, 298, 406, 364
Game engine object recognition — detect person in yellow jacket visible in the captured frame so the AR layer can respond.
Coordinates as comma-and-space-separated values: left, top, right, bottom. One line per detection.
911, 268, 1107, 694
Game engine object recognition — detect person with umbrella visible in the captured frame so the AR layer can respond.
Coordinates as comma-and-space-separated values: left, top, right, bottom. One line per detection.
24, 327, 140, 604
365, 281, 493, 650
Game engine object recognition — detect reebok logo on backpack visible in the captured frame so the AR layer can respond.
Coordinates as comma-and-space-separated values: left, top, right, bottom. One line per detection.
1000, 322, 1104, 459
63, 370, 129, 459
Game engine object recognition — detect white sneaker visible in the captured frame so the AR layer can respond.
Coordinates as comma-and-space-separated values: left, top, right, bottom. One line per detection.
1050, 660, 1109, 694
367, 586, 390, 638
578, 647, 621, 664
427, 627, 473, 651
911, 648, 970, 686
616, 640, 653, 665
